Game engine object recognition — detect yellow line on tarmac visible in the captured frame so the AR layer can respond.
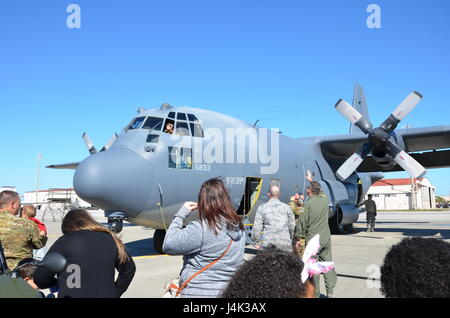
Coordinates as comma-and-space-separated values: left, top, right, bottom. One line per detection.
132, 254, 170, 260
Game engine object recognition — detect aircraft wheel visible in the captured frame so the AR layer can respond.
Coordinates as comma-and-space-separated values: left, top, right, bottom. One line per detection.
108, 219, 123, 233
153, 229, 166, 254
329, 207, 345, 234
344, 223, 354, 233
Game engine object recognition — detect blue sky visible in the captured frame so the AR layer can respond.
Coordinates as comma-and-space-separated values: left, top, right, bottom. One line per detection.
0, 0, 449, 196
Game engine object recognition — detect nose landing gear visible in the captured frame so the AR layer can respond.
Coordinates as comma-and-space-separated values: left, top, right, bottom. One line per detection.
153, 229, 166, 254
105, 212, 127, 234
108, 218, 124, 233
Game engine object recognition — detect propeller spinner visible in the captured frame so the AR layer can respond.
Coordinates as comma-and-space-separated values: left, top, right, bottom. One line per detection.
335, 91, 426, 181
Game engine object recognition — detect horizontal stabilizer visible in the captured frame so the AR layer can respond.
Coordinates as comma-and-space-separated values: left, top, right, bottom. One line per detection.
46, 162, 79, 170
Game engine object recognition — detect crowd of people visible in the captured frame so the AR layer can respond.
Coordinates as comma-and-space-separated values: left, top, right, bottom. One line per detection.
0, 177, 449, 298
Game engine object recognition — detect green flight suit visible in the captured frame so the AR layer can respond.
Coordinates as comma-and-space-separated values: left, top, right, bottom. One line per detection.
0, 274, 41, 298
295, 194, 337, 298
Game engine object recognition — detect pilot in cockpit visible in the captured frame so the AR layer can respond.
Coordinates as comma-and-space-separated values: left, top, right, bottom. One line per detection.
164, 122, 174, 134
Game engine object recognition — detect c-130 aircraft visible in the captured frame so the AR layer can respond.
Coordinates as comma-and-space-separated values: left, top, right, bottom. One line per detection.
48, 84, 450, 253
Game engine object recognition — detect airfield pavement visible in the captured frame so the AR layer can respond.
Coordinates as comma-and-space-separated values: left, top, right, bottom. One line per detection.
36, 209, 450, 298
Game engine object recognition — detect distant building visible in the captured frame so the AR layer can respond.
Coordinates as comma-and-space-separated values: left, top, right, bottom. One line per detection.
23, 188, 93, 210
367, 178, 436, 210
0, 186, 17, 193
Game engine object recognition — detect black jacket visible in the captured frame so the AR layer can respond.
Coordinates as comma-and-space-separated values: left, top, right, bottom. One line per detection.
34, 230, 135, 298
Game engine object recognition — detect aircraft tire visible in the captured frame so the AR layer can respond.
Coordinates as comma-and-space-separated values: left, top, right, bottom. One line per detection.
329, 207, 345, 234
343, 223, 354, 233
108, 219, 123, 234
153, 229, 166, 254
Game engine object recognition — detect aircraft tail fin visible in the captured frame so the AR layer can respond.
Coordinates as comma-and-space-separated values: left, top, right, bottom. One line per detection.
350, 83, 370, 134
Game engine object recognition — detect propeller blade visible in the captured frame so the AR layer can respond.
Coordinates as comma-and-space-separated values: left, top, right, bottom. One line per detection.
386, 139, 427, 179
100, 133, 118, 152
391, 91, 423, 121
336, 153, 364, 181
335, 99, 363, 124
394, 150, 427, 179
82, 133, 98, 155
335, 99, 373, 134
336, 143, 374, 181
381, 91, 423, 132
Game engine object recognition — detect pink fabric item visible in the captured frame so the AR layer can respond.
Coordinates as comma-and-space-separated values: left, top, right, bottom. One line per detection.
301, 234, 335, 282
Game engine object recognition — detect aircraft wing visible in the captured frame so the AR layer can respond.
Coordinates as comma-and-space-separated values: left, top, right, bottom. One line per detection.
46, 162, 79, 170
319, 125, 450, 173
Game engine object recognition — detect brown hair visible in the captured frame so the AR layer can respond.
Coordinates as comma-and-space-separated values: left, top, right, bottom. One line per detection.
22, 205, 36, 218
62, 210, 129, 264
0, 191, 19, 209
309, 181, 321, 195
16, 258, 37, 279
197, 178, 244, 234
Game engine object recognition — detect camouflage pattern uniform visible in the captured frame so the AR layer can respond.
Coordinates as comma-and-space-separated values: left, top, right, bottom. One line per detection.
0, 210, 47, 269
288, 200, 304, 220
251, 198, 295, 252
289, 200, 306, 258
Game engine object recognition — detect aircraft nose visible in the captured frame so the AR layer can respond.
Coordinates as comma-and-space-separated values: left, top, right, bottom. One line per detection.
73, 148, 153, 216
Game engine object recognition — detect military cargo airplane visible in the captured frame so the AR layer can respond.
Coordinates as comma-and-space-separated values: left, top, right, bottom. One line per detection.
48, 84, 450, 253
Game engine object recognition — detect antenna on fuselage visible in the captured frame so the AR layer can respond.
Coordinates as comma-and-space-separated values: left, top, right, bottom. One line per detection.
160, 103, 172, 110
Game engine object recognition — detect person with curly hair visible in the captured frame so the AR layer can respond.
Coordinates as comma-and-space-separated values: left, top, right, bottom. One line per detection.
380, 237, 450, 298
221, 245, 315, 298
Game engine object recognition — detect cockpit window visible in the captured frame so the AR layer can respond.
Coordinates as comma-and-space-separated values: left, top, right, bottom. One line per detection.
177, 113, 187, 121
187, 114, 199, 122
128, 117, 145, 130
168, 147, 192, 170
163, 119, 175, 134
190, 123, 204, 138
146, 134, 159, 143
175, 122, 190, 136
142, 117, 164, 131
160, 112, 204, 137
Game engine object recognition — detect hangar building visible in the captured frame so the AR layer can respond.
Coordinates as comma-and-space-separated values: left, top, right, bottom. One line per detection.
367, 178, 436, 210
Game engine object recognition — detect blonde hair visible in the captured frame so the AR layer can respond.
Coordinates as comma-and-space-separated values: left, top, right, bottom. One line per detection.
62, 209, 129, 264
22, 205, 36, 218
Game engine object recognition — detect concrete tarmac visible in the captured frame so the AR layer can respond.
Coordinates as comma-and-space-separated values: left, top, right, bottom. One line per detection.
37, 209, 450, 298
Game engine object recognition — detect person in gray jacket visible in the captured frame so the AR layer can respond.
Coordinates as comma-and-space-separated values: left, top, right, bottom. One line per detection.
162, 178, 246, 298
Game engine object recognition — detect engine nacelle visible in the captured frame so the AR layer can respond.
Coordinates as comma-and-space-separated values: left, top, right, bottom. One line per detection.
372, 131, 406, 170
326, 172, 383, 234
372, 154, 396, 170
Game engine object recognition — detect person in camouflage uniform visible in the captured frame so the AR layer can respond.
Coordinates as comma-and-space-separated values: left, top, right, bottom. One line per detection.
289, 193, 306, 258
293, 181, 337, 298
288, 193, 304, 220
0, 191, 47, 269
251, 185, 295, 252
